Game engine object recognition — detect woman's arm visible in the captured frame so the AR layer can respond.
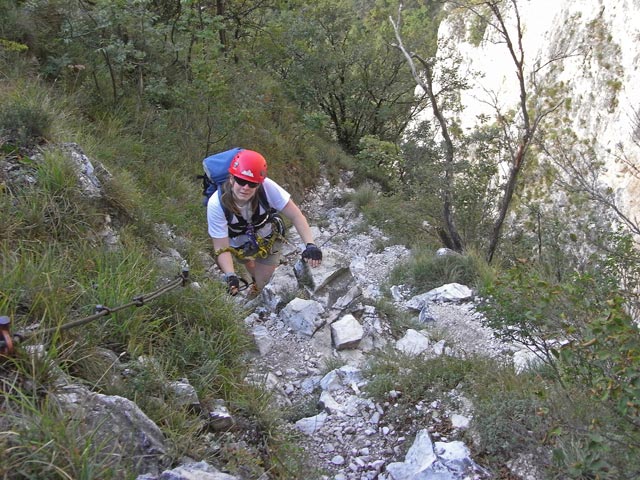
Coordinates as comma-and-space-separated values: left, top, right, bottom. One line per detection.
212, 237, 241, 294
212, 237, 234, 274
280, 199, 314, 244
280, 199, 322, 267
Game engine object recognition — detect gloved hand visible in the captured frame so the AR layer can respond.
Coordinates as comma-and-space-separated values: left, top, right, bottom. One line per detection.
302, 243, 322, 263
224, 273, 240, 296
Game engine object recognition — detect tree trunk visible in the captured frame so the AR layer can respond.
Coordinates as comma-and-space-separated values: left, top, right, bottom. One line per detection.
390, 12, 464, 252
484, 0, 532, 263
216, 0, 228, 52
486, 140, 527, 263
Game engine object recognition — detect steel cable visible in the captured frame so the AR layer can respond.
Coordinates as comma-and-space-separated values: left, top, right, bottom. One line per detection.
0, 269, 190, 356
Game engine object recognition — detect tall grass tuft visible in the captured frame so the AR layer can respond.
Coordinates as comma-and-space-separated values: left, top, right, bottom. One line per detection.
388, 247, 488, 294
0, 149, 101, 244
365, 348, 479, 405
0, 392, 131, 479
0, 93, 52, 147
346, 182, 380, 210
0, 243, 79, 323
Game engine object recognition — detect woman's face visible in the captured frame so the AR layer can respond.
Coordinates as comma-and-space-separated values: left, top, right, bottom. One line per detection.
231, 176, 260, 202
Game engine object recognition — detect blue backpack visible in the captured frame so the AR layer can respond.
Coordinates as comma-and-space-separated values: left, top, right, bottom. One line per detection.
200, 147, 243, 206
199, 147, 272, 223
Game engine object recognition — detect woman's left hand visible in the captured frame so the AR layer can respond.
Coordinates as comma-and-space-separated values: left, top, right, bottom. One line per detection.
302, 243, 322, 267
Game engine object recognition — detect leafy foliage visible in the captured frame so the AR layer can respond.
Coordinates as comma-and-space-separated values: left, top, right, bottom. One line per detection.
354, 136, 404, 191
2, 0, 640, 479
259, 0, 422, 153
476, 231, 640, 478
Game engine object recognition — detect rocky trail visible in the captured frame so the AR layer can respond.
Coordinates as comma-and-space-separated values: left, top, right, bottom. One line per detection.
229, 178, 527, 480
9, 145, 526, 480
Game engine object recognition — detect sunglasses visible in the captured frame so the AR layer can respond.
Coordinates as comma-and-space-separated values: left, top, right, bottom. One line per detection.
233, 176, 259, 188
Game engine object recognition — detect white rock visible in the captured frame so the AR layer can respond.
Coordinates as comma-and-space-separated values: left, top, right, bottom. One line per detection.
396, 329, 430, 355
295, 412, 328, 435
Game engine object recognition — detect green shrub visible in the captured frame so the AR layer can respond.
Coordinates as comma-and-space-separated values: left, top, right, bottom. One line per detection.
353, 136, 403, 191
471, 368, 552, 465
476, 236, 640, 478
478, 260, 631, 379
365, 350, 477, 405
0, 97, 52, 146
558, 296, 640, 422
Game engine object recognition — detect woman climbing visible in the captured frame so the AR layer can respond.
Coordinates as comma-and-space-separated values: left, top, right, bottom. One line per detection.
207, 149, 322, 296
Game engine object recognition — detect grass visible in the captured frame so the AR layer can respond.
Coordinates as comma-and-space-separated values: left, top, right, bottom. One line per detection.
362, 346, 553, 474
344, 182, 442, 248
365, 348, 480, 404
0, 131, 319, 480
0, 110, 296, 478
0, 351, 132, 479
0, 176, 309, 476
0, 150, 101, 244
0, 83, 53, 148
369, 297, 423, 338
361, 334, 640, 479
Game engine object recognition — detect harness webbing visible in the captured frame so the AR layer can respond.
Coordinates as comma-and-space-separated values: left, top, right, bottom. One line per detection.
215, 230, 282, 260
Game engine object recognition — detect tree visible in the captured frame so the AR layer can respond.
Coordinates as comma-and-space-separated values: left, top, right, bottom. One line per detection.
391, 0, 563, 260
259, 0, 424, 154
478, 0, 562, 262
390, 3, 464, 251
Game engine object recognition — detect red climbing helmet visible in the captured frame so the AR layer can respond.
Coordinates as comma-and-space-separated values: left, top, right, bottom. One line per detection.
228, 149, 267, 183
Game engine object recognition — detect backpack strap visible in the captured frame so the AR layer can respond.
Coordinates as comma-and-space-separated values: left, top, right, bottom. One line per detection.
217, 188, 233, 224
257, 185, 275, 214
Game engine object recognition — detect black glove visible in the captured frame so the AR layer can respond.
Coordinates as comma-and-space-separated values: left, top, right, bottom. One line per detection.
224, 273, 240, 296
302, 243, 322, 262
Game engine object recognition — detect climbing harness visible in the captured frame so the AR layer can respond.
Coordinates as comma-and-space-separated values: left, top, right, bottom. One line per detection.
214, 233, 280, 260
0, 269, 191, 358
215, 217, 284, 260
245, 223, 259, 256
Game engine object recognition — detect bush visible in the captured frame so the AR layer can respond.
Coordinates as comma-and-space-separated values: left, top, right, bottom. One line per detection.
471, 368, 552, 465
353, 136, 403, 192
0, 94, 52, 146
476, 237, 640, 479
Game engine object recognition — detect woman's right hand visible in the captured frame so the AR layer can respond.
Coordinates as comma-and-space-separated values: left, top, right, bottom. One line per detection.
224, 273, 240, 296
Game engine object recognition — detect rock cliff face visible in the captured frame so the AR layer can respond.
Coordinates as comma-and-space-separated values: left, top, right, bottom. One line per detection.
441, 0, 640, 222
